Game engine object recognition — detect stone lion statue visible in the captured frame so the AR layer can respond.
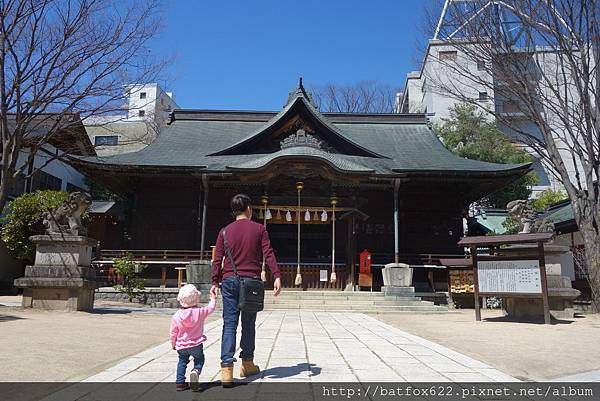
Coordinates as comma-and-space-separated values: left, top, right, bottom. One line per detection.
506, 199, 554, 234
44, 192, 92, 235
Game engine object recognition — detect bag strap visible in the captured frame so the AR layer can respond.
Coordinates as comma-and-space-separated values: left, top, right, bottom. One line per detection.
222, 229, 239, 278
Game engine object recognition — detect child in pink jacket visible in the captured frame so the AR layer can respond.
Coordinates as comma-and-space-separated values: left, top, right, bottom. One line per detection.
170, 284, 216, 391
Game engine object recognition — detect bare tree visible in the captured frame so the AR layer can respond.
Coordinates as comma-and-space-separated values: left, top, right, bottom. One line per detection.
311, 81, 399, 113
422, 0, 599, 310
0, 0, 166, 212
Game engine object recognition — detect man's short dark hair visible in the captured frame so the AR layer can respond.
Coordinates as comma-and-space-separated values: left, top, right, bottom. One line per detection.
231, 194, 252, 217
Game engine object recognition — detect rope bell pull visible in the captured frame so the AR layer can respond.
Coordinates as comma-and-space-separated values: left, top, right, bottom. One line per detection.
294, 181, 304, 286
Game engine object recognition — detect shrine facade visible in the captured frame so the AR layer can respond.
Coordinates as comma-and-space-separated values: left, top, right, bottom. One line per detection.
74, 84, 531, 290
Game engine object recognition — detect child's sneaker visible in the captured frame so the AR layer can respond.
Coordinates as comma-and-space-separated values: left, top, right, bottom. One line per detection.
190, 369, 200, 391
176, 383, 189, 391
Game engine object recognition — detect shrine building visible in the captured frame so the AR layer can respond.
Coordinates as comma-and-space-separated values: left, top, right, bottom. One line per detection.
74, 83, 531, 290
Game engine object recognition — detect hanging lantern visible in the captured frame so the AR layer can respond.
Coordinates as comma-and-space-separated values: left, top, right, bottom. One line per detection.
285, 210, 292, 222
321, 210, 328, 222
258, 209, 264, 219
295, 181, 304, 286
305, 209, 311, 221
276, 209, 282, 220
313, 210, 319, 220
265, 208, 272, 220
330, 195, 338, 284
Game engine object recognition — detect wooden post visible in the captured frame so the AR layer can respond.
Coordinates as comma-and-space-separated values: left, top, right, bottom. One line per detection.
199, 174, 209, 258
393, 179, 400, 264
161, 266, 167, 288
471, 246, 481, 321
177, 267, 185, 288
538, 242, 551, 324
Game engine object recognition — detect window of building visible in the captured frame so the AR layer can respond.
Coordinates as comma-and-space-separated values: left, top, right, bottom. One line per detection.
478, 91, 489, 101
94, 135, 119, 146
439, 50, 457, 61
138, 110, 145, 117
477, 60, 486, 71
140, 92, 146, 99
31, 170, 62, 192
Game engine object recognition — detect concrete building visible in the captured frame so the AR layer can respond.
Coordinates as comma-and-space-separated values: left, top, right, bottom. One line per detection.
397, 1, 588, 196
86, 83, 179, 157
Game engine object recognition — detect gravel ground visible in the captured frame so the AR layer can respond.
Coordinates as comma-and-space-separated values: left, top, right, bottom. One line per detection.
372, 309, 600, 381
0, 296, 217, 382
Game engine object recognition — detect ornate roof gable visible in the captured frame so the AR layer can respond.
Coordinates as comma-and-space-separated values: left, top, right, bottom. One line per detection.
208, 84, 386, 158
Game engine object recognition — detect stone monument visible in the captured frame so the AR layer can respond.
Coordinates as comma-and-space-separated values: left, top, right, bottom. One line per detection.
502, 199, 580, 319
14, 192, 98, 311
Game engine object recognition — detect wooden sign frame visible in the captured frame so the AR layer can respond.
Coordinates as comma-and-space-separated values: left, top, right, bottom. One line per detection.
458, 233, 554, 325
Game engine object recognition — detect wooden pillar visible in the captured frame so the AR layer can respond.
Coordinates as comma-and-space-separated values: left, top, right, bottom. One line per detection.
347, 216, 357, 290
393, 179, 400, 264
538, 242, 551, 324
199, 174, 209, 258
471, 246, 481, 321
161, 266, 167, 288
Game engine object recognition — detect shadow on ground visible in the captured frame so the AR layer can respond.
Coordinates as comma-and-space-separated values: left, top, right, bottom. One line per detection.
245, 363, 321, 381
89, 308, 133, 315
483, 315, 575, 325
0, 314, 26, 322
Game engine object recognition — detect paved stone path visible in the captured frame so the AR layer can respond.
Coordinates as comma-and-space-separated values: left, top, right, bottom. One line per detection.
550, 370, 600, 382
83, 311, 517, 383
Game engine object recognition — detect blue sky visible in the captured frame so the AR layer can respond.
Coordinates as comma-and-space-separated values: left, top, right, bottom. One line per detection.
153, 0, 431, 110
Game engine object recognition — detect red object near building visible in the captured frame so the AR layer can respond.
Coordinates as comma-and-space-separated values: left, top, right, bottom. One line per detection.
359, 250, 371, 274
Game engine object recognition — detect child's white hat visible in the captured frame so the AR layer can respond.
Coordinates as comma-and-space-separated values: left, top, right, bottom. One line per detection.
177, 284, 201, 308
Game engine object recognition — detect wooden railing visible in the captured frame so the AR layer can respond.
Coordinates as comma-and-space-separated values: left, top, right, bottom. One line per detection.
371, 253, 466, 266
97, 249, 212, 263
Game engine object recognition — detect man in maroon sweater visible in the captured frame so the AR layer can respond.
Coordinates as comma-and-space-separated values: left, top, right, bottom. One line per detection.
210, 194, 281, 386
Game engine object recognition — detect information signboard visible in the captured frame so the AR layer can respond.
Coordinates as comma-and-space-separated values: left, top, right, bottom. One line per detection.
478, 260, 542, 294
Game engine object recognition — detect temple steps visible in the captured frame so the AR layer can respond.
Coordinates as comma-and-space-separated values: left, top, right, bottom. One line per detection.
261, 290, 447, 314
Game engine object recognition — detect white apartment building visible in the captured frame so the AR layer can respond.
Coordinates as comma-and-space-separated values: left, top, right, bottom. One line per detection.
398, 1, 595, 197
126, 83, 178, 123
86, 83, 179, 156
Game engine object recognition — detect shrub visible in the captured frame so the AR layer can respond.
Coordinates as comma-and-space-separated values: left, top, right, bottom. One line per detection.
532, 189, 567, 211
113, 253, 146, 301
0, 191, 68, 261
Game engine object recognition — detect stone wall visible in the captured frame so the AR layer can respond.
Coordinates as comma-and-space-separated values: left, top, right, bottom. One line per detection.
96, 287, 181, 308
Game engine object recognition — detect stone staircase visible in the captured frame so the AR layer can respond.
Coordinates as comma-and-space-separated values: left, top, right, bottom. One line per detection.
262, 288, 447, 314
96, 286, 448, 313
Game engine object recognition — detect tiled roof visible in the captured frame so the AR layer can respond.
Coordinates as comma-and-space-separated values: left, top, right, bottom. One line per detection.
73, 88, 530, 177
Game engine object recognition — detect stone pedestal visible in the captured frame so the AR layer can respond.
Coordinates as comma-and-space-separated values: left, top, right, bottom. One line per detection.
14, 235, 99, 311
382, 263, 413, 287
186, 260, 212, 301
382, 263, 414, 296
497, 244, 581, 319
504, 276, 581, 320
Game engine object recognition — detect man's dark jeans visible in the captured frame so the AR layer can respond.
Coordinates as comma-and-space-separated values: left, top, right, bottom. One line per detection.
176, 344, 204, 384
220, 276, 257, 367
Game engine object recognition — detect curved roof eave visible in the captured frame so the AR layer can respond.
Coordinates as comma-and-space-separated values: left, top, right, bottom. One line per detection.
67, 155, 208, 172
226, 154, 375, 175
208, 94, 387, 158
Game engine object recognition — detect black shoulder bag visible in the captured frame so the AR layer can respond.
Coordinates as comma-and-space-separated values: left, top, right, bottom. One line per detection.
222, 229, 265, 312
